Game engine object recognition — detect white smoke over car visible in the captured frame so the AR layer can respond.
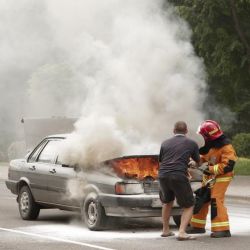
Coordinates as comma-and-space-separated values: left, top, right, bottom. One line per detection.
0, 0, 206, 162
53, 0, 207, 166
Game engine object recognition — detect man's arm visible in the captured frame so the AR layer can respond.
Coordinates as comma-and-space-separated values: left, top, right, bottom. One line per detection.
188, 142, 202, 168
158, 146, 163, 163
191, 143, 201, 164
208, 144, 237, 175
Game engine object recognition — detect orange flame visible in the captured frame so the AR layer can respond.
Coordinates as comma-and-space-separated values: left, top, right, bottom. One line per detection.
111, 156, 159, 180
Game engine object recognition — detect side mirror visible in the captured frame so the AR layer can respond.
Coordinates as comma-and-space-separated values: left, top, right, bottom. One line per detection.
61, 164, 81, 172
62, 164, 71, 168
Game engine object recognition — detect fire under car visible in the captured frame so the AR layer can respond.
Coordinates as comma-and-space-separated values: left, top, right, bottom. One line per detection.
5, 134, 201, 230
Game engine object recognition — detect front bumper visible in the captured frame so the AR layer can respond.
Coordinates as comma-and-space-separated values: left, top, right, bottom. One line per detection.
99, 193, 182, 217
5, 180, 18, 195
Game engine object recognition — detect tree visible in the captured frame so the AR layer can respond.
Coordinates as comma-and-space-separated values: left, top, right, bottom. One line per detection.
168, 0, 250, 134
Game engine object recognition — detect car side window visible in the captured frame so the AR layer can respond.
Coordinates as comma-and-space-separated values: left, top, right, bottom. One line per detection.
28, 141, 48, 163
37, 140, 61, 164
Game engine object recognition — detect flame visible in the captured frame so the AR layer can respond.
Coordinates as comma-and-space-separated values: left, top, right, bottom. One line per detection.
111, 156, 159, 180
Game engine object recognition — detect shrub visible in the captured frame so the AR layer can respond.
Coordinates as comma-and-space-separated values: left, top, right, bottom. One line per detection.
234, 158, 250, 175
232, 133, 250, 158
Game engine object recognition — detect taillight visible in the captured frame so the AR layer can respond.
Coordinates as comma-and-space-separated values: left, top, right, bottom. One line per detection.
115, 182, 144, 195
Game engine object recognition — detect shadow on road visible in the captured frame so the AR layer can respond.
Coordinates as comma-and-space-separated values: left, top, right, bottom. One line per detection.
37, 210, 178, 232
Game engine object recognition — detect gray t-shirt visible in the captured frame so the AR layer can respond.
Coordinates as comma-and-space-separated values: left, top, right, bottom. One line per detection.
158, 135, 200, 178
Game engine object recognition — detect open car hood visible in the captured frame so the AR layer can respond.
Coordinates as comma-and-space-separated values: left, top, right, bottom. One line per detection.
103, 155, 202, 182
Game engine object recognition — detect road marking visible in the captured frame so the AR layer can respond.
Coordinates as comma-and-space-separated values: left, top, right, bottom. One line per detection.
0, 227, 116, 250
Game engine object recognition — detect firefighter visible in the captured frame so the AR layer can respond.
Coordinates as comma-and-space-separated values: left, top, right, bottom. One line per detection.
187, 120, 237, 238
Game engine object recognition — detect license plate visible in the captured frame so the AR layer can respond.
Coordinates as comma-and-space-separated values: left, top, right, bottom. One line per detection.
151, 198, 162, 207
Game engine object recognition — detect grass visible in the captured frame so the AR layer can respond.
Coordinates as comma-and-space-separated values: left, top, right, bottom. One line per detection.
235, 158, 250, 175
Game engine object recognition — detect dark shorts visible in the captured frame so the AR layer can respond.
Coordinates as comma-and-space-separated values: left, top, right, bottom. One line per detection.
159, 174, 194, 208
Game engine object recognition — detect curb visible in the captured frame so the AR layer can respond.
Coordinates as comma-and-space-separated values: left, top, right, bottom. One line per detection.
226, 195, 250, 204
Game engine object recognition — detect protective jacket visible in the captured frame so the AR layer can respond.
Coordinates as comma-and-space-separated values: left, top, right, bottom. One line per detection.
191, 135, 237, 232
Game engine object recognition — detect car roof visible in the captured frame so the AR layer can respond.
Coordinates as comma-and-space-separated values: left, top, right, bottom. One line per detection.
46, 133, 69, 139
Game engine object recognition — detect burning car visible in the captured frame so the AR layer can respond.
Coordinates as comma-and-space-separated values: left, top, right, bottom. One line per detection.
5, 134, 201, 230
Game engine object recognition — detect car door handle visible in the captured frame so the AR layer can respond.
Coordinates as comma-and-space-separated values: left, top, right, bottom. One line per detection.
29, 166, 36, 171
49, 168, 56, 174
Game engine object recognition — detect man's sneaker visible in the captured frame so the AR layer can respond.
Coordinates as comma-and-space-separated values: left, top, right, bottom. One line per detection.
186, 227, 206, 234
210, 230, 231, 238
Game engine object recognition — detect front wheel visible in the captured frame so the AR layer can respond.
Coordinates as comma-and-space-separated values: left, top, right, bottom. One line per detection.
82, 193, 107, 231
18, 185, 40, 220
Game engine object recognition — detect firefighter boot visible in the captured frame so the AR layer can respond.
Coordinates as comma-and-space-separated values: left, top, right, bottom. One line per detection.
210, 230, 231, 238
186, 227, 206, 234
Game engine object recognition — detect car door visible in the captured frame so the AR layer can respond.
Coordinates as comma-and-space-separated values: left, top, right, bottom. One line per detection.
48, 164, 79, 208
46, 149, 78, 208
26, 139, 52, 202
35, 139, 64, 204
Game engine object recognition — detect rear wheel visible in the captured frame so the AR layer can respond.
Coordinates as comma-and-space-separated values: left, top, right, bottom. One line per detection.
82, 193, 107, 230
18, 185, 40, 220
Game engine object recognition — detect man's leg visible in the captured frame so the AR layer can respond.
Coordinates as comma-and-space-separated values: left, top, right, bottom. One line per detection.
179, 205, 194, 237
171, 175, 196, 239
162, 201, 174, 235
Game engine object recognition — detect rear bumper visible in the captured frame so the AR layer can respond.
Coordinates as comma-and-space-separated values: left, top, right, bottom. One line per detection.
99, 193, 182, 217
5, 180, 18, 195
104, 206, 182, 217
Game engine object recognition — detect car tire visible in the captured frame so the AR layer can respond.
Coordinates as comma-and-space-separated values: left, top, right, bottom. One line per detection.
173, 215, 181, 227
82, 193, 107, 231
18, 185, 40, 220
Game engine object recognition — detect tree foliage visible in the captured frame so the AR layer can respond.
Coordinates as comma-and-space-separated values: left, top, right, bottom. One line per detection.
168, 0, 250, 134
232, 133, 250, 157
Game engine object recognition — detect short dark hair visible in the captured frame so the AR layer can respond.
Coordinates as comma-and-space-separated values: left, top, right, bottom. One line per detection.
174, 121, 187, 134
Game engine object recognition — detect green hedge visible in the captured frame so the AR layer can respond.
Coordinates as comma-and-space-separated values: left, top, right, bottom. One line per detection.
234, 158, 250, 175
232, 133, 250, 158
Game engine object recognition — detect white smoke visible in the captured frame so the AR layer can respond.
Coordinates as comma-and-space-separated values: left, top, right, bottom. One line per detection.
27, 63, 86, 117
0, 0, 206, 162
48, 0, 207, 166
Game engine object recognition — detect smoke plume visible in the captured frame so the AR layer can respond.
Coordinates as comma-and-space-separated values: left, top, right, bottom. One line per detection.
56, 0, 207, 166
0, 0, 206, 162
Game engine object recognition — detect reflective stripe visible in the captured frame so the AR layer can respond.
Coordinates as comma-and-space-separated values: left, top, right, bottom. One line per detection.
215, 177, 233, 183
212, 221, 229, 227
203, 175, 208, 182
191, 218, 206, 225
213, 164, 219, 175
209, 128, 219, 135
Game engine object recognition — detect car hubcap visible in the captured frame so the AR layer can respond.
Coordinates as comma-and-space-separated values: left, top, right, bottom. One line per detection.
87, 201, 98, 225
20, 191, 29, 214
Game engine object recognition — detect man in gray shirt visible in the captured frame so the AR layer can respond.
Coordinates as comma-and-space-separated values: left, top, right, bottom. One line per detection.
159, 121, 200, 240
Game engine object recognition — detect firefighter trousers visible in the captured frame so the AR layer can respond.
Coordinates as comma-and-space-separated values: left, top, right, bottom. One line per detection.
191, 176, 232, 232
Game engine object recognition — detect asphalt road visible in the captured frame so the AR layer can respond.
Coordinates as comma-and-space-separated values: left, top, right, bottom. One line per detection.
1, 179, 250, 250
